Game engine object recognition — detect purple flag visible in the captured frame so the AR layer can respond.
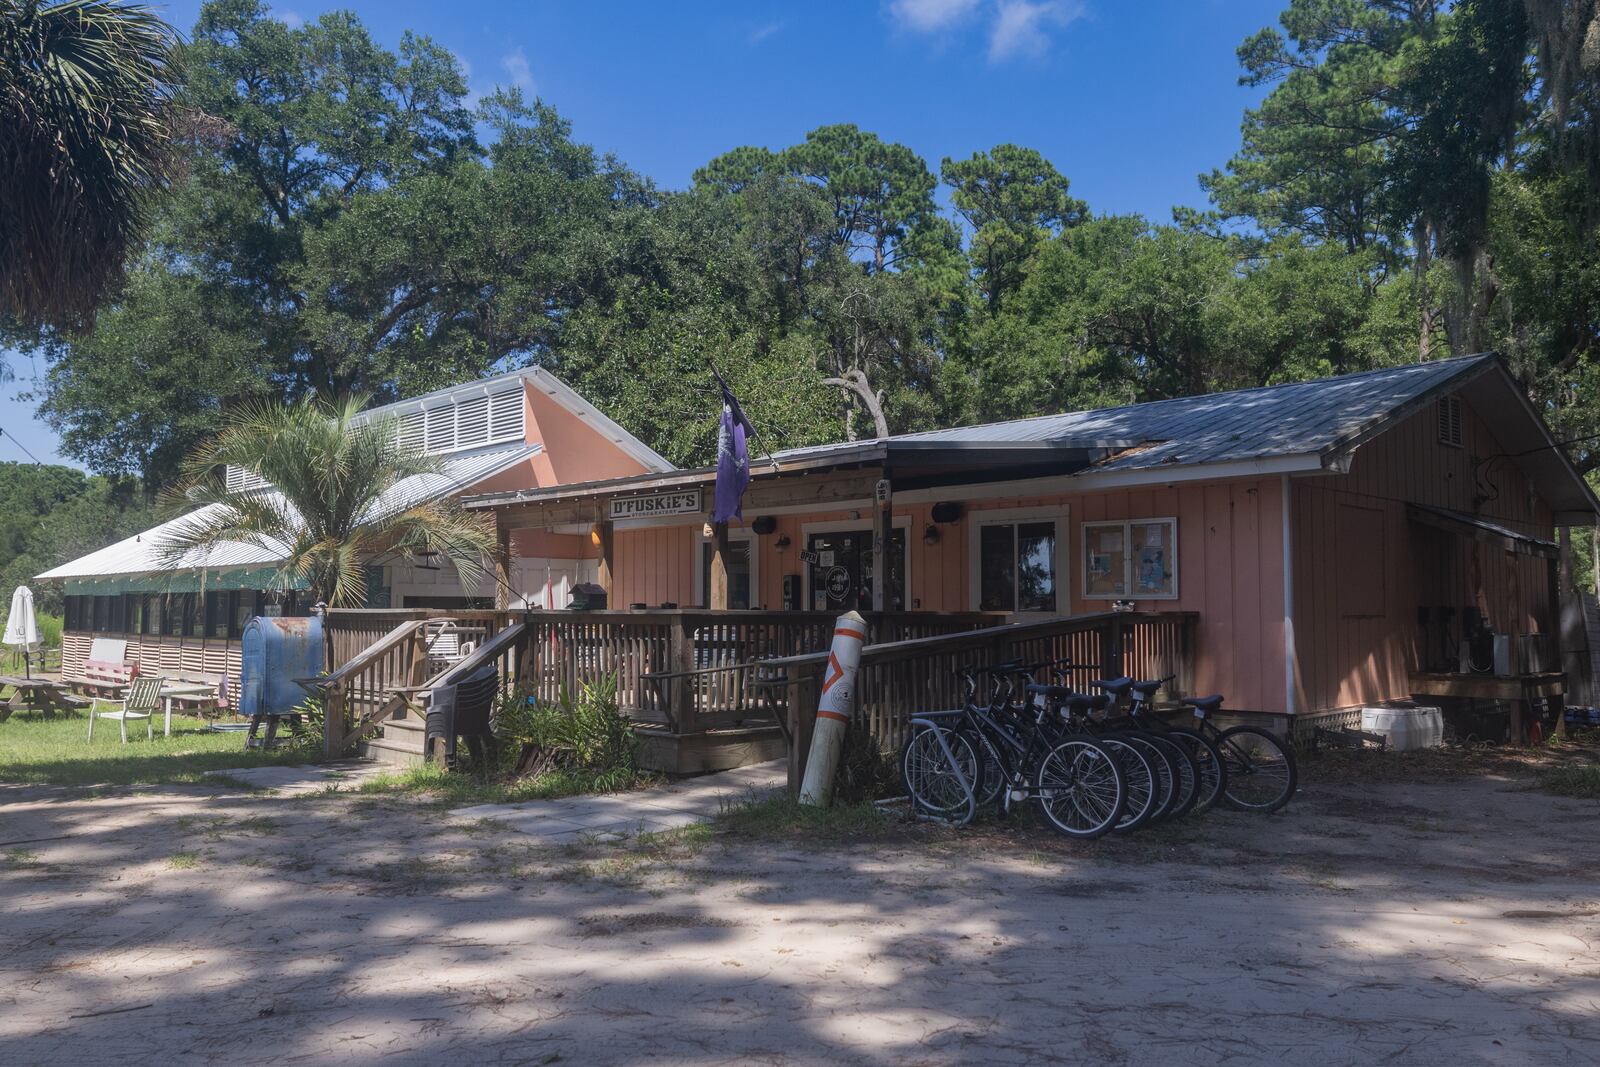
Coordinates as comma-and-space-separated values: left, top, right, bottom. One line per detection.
712, 372, 754, 524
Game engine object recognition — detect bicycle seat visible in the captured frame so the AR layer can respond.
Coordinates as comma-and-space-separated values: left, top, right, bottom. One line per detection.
1025, 682, 1072, 700
1183, 695, 1224, 713
1091, 676, 1133, 697
1130, 679, 1164, 699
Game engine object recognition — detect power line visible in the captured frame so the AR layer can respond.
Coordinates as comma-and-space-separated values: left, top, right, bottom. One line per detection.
0, 426, 43, 464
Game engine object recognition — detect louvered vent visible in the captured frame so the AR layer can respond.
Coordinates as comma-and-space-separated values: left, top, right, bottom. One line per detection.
393, 384, 525, 456
424, 405, 455, 452
1437, 394, 1464, 448
396, 410, 425, 452
224, 466, 270, 493
488, 387, 523, 442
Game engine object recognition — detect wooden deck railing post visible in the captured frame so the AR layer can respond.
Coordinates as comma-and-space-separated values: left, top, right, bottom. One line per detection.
669, 615, 695, 732
787, 666, 819, 795
1100, 618, 1123, 681
323, 684, 345, 759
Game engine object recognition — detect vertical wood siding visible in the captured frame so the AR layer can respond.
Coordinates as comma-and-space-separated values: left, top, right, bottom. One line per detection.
1293, 397, 1554, 711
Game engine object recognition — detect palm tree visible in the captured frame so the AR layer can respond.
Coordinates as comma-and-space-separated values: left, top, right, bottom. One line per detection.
1, 0, 179, 329
156, 396, 503, 608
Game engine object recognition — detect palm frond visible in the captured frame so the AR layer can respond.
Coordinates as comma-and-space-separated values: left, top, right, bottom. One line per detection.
157, 393, 504, 606
0, 0, 180, 329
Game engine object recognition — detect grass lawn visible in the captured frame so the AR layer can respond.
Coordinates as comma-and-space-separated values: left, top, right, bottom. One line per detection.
0, 710, 313, 787
351, 762, 660, 806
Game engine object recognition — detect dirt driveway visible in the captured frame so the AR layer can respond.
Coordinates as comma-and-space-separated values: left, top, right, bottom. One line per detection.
2, 757, 1597, 1066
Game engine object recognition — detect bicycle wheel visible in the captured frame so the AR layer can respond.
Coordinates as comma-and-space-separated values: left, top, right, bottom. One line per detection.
1156, 733, 1201, 819
1167, 728, 1226, 814
1096, 736, 1156, 833
1034, 736, 1125, 839
1137, 733, 1187, 821
1122, 733, 1175, 824
900, 725, 980, 820
1218, 726, 1297, 813
965, 728, 1008, 810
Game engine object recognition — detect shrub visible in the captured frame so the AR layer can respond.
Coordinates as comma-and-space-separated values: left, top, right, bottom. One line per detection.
494, 674, 638, 790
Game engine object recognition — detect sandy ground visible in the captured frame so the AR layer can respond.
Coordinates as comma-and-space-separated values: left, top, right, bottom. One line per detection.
2, 760, 1598, 1067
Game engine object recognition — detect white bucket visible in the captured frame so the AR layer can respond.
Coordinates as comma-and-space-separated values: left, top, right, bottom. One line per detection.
1360, 704, 1443, 751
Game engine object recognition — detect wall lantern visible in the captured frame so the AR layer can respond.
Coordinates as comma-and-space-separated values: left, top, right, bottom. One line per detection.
775, 534, 792, 551
922, 524, 941, 546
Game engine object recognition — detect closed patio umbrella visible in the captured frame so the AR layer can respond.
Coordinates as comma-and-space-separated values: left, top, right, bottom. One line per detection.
4, 586, 40, 679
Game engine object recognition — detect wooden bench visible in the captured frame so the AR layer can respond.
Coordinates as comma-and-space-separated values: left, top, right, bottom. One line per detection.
74, 660, 137, 699
70, 638, 136, 700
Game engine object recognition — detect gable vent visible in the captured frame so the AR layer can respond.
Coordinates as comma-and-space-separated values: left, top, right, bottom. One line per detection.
1437, 394, 1464, 448
394, 384, 526, 457
224, 466, 270, 493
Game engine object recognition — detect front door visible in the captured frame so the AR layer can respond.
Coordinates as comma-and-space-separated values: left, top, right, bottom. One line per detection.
807, 529, 906, 612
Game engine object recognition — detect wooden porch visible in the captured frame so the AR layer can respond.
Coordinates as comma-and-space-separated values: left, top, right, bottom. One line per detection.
317, 607, 1198, 776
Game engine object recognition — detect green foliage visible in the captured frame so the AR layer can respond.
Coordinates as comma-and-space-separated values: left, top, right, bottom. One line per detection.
494, 674, 639, 790
0, 461, 156, 613
832, 725, 899, 804
0, 0, 180, 330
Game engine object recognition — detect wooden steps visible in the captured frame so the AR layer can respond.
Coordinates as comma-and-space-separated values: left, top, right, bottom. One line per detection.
359, 713, 428, 769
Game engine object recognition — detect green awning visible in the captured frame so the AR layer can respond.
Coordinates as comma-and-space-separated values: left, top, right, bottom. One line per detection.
65, 567, 310, 595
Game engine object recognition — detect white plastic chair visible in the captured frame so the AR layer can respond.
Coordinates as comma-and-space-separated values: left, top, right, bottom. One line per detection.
89, 676, 162, 743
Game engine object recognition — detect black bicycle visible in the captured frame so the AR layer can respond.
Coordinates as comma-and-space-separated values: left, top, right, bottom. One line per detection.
900, 666, 1128, 838
1098, 674, 1295, 813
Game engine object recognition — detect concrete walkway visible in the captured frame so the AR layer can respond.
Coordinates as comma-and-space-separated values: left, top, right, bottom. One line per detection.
449, 759, 786, 844
203, 759, 393, 795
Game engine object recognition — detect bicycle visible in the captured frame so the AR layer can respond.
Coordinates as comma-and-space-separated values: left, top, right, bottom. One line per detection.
1097, 674, 1295, 813
1087, 674, 1226, 815
900, 665, 1128, 839
1019, 677, 1161, 834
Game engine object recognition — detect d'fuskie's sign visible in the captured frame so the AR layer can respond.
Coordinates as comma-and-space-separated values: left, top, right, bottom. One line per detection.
608, 488, 704, 520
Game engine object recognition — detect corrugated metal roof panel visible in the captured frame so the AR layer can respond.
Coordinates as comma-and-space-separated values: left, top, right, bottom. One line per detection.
768, 355, 1491, 472
36, 443, 539, 581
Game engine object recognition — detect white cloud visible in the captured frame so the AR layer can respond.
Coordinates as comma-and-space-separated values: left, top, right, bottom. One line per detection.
888, 0, 981, 33
987, 0, 1084, 62
501, 47, 535, 93
748, 19, 785, 45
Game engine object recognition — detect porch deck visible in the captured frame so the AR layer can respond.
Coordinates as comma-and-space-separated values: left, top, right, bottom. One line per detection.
319, 607, 1198, 775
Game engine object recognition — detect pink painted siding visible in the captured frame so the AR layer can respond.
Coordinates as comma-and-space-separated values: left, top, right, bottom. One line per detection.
720, 479, 1287, 712
1292, 396, 1555, 712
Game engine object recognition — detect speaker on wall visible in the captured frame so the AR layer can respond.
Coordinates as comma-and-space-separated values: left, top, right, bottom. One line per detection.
930, 501, 964, 524
751, 515, 778, 535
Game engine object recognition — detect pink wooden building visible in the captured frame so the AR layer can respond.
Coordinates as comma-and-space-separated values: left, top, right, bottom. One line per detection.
469, 355, 1597, 726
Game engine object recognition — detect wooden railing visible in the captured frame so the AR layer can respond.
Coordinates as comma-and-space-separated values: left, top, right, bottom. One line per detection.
315, 608, 1188, 768
322, 609, 1006, 738
764, 610, 1198, 792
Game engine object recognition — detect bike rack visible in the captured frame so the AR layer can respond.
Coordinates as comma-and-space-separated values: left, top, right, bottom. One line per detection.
907, 715, 977, 828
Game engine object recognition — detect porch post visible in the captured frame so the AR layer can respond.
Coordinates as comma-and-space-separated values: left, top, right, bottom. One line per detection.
493, 511, 513, 610
709, 522, 731, 610
595, 515, 615, 607
872, 473, 891, 613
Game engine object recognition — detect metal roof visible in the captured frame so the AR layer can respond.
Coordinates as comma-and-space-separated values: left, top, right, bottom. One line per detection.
37, 443, 540, 582
771, 355, 1495, 472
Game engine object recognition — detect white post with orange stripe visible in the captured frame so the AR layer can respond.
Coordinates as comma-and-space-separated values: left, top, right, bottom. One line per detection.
799, 610, 867, 807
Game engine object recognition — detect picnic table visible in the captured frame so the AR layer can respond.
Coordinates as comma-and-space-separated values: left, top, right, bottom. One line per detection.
155, 682, 220, 738
0, 676, 90, 721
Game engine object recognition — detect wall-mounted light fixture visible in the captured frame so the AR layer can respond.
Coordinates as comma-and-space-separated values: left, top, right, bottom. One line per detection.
775, 534, 792, 551
922, 524, 941, 546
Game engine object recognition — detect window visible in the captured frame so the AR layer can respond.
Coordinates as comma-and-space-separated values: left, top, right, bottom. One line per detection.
1437, 394, 1464, 448
700, 538, 754, 609
978, 520, 1059, 613
143, 594, 162, 635
204, 590, 236, 639
124, 594, 143, 635
1083, 519, 1177, 599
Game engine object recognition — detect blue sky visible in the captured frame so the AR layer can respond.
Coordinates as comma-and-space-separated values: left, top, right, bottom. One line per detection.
0, 0, 1286, 471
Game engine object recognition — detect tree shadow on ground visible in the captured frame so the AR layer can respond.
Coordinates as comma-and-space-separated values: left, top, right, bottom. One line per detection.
1, 757, 1597, 1066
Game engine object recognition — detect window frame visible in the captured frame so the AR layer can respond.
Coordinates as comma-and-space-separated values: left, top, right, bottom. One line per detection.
1081, 517, 1180, 602
966, 506, 1070, 615
693, 528, 760, 610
